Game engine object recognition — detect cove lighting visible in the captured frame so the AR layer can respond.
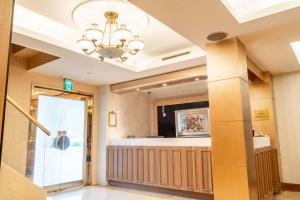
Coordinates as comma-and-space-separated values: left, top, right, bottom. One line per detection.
290, 41, 300, 64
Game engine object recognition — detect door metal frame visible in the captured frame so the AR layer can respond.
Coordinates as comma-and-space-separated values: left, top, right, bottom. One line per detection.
25, 84, 93, 192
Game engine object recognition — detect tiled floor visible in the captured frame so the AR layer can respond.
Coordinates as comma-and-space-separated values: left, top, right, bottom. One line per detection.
274, 191, 300, 200
48, 186, 300, 200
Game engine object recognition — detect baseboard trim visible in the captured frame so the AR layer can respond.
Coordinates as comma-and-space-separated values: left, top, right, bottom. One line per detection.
108, 181, 214, 200
281, 183, 300, 192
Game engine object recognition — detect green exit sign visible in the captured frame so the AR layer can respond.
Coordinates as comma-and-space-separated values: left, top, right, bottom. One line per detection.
64, 79, 73, 91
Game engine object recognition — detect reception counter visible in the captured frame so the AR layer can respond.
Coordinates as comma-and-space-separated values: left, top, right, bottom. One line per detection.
106, 136, 280, 199
109, 136, 271, 148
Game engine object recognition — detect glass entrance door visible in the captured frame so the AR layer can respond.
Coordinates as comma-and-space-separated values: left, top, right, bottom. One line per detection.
28, 87, 92, 192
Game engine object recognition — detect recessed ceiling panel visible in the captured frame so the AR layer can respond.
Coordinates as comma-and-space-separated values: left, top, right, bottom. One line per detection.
291, 41, 300, 64
221, 0, 300, 23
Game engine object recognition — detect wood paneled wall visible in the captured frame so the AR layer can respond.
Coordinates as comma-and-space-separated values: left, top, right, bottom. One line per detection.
0, 0, 14, 165
107, 146, 213, 194
255, 147, 281, 199
107, 146, 280, 199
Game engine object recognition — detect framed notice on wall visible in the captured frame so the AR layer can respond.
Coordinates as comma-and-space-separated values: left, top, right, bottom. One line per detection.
108, 111, 117, 127
254, 109, 269, 121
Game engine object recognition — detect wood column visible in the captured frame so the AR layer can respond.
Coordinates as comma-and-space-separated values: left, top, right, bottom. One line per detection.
207, 38, 258, 200
0, 0, 14, 164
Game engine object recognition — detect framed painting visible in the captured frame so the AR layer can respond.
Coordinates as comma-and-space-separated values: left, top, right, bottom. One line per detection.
175, 108, 210, 137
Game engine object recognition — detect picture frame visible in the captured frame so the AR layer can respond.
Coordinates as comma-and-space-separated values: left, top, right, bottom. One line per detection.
108, 111, 117, 127
175, 108, 210, 137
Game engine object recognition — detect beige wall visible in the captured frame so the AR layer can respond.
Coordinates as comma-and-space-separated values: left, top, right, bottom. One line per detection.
2, 57, 99, 185
109, 91, 151, 139
273, 72, 300, 184
101, 87, 151, 139
97, 85, 151, 184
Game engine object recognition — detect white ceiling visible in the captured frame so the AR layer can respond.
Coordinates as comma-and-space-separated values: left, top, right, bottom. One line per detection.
12, 0, 206, 81
130, 0, 300, 75
11, 0, 300, 86
220, 0, 300, 23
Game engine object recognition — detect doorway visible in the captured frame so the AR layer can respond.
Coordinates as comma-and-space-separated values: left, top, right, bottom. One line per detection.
26, 85, 93, 192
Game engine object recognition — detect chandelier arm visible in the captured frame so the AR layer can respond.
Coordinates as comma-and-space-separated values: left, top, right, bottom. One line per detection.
109, 22, 112, 46
100, 22, 108, 46
83, 49, 95, 55
128, 49, 138, 55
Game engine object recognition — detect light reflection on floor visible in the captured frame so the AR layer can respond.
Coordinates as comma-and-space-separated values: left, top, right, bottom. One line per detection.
48, 186, 300, 200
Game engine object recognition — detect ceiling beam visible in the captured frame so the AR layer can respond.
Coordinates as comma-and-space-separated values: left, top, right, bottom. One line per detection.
111, 65, 207, 93
111, 59, 266, 93
11, 44, 25, 54
11, 43, 60, 70
247, 57, 264, 81
26, 52, 59, 70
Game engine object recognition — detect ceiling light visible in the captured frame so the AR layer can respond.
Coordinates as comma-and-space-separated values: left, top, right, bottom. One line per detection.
136, 88, 141, 91
162, 83, 168, 87
291, 41, 300, 64
194, 77, 200, 81
73, 0, 148, 62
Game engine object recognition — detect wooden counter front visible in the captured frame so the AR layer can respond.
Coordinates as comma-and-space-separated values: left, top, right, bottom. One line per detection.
107, 146, 213, 194
107, 146, 280, 199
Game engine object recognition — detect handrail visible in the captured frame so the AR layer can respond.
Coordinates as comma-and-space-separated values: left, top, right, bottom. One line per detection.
6, 96, 51, 136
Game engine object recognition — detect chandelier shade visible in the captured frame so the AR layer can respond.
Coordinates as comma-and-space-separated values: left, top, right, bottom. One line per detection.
85, 25, 103, 41
77, 38, 94, 51
114, 24, 132, 42
73, 0, 148, 62
128, 35, 144, 52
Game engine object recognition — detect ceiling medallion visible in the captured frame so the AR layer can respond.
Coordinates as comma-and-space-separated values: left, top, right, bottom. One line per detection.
73, 1, 147, 62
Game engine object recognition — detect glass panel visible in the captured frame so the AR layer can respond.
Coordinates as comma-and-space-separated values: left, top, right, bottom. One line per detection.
33, 95, 86, 187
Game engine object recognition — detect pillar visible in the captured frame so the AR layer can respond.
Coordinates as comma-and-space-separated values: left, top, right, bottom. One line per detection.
0, 0, 14, 165
207, 38, 258, 200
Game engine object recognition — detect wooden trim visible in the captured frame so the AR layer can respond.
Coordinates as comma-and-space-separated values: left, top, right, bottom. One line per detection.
110, 66, 207, 93
6, 95, 51, 136
0, 0, 14, 165
281, 183, 300, 192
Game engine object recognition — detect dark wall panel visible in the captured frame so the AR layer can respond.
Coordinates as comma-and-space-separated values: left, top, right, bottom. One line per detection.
157, 101, 209, 138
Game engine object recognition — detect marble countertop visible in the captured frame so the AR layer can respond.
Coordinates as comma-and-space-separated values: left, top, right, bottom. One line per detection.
109, 136, 271, 149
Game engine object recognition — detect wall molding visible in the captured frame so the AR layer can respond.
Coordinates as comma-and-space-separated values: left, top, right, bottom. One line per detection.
281, 183, 300, 192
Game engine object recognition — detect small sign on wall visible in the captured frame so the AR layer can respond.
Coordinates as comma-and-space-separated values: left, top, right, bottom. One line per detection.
254, 109, 269, 121
108, 111, 117, 127
64, 79, 73, 91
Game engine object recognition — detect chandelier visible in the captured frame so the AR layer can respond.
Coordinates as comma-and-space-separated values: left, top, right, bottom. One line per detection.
76, 10, 144, 62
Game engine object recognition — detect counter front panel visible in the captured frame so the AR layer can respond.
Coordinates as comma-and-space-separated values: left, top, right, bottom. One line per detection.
107, 146, 213, 194
106, 137, 280, 199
